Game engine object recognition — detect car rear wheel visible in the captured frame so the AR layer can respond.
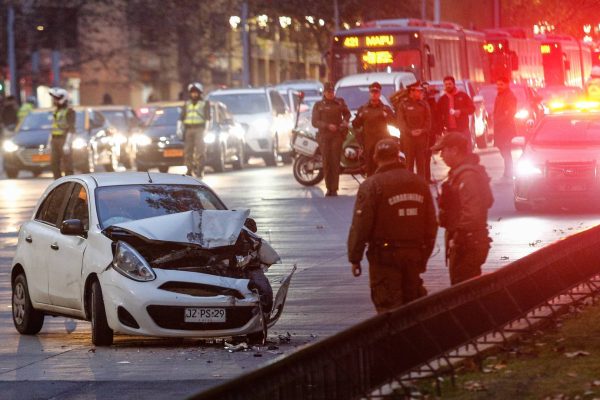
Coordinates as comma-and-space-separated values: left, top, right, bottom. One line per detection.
12, 273, 44, 334
158, 166, 169, 173
5, 167, 18, 179
90, 280, 113, 346
212, 145, 226, 173
281, 152, 294, 164
233, 144, 245, 170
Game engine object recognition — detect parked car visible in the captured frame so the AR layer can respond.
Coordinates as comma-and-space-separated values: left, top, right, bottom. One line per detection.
10, 172, 295, 345
276, 80, 324, 111
133, 102, 184, 173
536, 85, 584, 113
428, 79, 492, 149
478, 83, 543, 137
92, 106, 143, 169
205, 101, 246, 172
208, 88, 295, 166
2, 107, 119, 178
513, 111, 600, 211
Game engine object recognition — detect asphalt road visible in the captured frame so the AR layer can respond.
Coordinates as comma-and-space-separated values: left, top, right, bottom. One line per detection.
1, 150, 599, 399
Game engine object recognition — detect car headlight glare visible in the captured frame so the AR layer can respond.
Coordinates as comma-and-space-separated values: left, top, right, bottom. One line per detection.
251, 118, 270, 132
515, 109, 530, 120
387, 125, 400, 138
72, 137, 87, 150
133, 134, 152, 146
112, 241, 156, 282
204, 132, 216, 144
516, 159, 543, 177
2, 140, 18, 153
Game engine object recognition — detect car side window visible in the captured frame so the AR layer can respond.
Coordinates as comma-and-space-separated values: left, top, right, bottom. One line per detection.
35, 183, 73, 226
269, 91, 287, 115
63, 184, 90, 232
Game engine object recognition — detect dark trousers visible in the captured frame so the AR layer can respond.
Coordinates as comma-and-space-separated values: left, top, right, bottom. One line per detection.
50, 135, 73, 179
403, 135, 428, 178
319, 132, 344, 192
446, 230, 490, 285
498, 144, 513, 177
184, 125, 205, 176
367, 248, 426, 313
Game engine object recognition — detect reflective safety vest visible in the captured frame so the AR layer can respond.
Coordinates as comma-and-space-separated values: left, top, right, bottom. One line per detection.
183, 101, 206, 125
17, 103, 34, 123
51, 108, 69, 136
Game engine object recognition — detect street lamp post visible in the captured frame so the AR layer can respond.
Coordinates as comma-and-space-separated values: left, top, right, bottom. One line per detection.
7, 4, 18, 98
241, 0, 250, 87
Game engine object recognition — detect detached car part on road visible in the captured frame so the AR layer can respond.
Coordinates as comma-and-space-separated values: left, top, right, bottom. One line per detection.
11, 172, 294, 346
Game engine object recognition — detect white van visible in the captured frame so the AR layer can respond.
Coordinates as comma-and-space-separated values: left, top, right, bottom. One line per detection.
334, 72, 417, 113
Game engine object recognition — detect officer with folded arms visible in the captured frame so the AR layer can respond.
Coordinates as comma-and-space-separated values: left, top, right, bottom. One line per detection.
348, 138, 438, 312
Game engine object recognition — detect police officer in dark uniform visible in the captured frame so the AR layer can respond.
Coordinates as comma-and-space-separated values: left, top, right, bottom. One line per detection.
396, 81, 431, 177
179, 82, 210, 177
352, 82, 396, 176
348, 138, 438, 313
432, 132, 494, 285
311, 82, 351, 196
422, 82, 441, 183
49, 88, 76, 179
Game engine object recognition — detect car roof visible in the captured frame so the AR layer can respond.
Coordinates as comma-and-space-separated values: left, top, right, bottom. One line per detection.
209, 88, 270, 95
59, 172, 204, 189
336, 72, 416, 86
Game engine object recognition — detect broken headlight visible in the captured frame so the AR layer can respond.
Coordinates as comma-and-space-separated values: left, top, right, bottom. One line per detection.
113, 241, 156, 282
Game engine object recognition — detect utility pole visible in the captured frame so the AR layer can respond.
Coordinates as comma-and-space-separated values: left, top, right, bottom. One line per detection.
241, 0, 250, 87
333, 0, 339, 31
7, 3, 18, 97
433, 0, 441, 23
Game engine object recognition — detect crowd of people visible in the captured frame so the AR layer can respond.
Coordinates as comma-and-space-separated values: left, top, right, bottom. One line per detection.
312, 75, 516, 313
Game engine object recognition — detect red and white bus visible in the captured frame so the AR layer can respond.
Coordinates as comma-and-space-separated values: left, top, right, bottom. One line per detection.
536, 33, 592, 87
329, 19, 489, 84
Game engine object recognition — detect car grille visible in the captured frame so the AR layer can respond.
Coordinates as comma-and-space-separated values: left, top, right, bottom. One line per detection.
158, 281, 245, 299
146, 305, 256, 330
17, 148, 50, 166
547, 162, 596, 179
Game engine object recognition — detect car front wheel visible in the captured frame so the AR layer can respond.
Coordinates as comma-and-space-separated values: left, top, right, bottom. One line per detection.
5, 167, 19, 179
90, 280, 113, 346
12, 273, 44, 334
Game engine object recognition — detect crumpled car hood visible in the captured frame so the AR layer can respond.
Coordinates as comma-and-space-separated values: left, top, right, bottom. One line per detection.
108, 209, 250, 249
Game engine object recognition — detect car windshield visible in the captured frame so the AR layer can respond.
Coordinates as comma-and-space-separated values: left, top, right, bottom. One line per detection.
19, 111, 85, 131
532, 117, 600, 146
96, 184, 225, 228
209, 93, 269, 114
101, 110, 129, 130
148, 107, 180, 127
479, 85, 528, 112
335, 85, 394, 110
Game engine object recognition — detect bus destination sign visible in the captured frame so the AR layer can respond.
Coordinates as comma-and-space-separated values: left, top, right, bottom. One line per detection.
340, 34, 408, 49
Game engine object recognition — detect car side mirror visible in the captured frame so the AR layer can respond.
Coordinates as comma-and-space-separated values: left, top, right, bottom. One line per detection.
60, 219, 86, 236
244, 217, 257, 233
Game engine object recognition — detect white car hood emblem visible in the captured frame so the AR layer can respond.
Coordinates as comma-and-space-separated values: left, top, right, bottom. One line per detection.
112, 209, 250, 249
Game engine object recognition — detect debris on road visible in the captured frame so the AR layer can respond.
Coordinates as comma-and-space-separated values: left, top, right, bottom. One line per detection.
224, 342, 249, 353
564, 351, 590, 358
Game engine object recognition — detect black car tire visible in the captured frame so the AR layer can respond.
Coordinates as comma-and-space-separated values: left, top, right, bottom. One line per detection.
233, 144, 245, 170
263, 137, 278, 167
281, 152, 294, 164
247, 329, 266, 345
91, 280, 113, 346
12, 273, 44, 335
31, 169, 43, 178
136, 163, 148, 172
158, 166, 169, 173
212, 145, 226, 173
5, 167, 19, 179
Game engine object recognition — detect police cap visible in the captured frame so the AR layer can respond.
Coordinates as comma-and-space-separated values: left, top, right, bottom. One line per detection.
407, 81, 424, 91
374, 138, 401, 161
324, 82, 335, 92
369, 82, 382, 92
430, 132, 470, 152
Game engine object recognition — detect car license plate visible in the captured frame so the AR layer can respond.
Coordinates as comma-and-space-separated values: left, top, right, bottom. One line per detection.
31, 154, 50, 163
164, 149, 184, 158
293, 135, 318, 156
184, 307, 226, 323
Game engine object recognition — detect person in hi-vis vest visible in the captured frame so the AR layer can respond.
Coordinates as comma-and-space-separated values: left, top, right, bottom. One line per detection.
49, 88, 75, 179
179, 82, 210, 177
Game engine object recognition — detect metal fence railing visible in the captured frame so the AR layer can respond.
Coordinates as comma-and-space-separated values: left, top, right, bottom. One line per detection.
189, 226, 600, 400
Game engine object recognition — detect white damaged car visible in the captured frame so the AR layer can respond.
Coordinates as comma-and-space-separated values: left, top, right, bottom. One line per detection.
11, 172, 294, 346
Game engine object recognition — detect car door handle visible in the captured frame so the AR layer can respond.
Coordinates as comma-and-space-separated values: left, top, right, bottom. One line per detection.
50, 243, 59, 251
25, 236, 32, 243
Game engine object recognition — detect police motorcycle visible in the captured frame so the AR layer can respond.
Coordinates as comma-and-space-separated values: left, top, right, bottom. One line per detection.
290, 93, 364, 186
